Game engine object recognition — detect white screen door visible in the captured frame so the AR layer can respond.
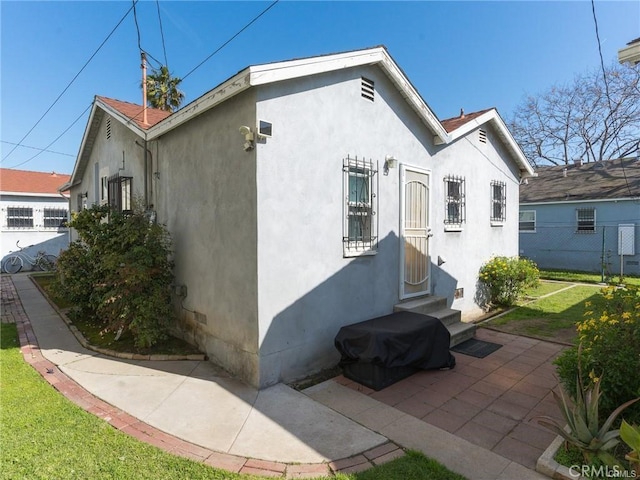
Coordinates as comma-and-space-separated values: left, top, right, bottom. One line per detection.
400, 165, 431, 298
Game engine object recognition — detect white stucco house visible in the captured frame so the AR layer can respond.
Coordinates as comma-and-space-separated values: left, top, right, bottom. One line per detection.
1, 168, 70, 266
65, 47, 534, 388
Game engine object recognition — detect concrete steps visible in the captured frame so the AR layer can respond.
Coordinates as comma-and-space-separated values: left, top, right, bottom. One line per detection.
394, 296, 476, 348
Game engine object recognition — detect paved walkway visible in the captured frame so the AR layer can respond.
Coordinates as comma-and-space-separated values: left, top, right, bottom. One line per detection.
2, 273, 554, 479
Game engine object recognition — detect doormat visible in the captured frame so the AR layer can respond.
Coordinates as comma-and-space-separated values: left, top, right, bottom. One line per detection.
451, 338, 502, 358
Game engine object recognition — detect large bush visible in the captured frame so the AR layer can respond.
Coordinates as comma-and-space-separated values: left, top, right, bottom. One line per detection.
54, 204, 175, 348
478, 256, 539, 307
554, 285, 640, 425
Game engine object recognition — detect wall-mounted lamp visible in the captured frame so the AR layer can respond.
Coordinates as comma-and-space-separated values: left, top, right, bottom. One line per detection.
239, 126, 255, 152
383, 155, 398, 176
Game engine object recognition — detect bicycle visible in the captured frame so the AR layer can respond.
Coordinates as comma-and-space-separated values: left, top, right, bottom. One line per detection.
2, 241, 58, 274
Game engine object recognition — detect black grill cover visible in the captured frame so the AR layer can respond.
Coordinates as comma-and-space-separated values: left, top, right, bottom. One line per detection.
335, 311, 455, 370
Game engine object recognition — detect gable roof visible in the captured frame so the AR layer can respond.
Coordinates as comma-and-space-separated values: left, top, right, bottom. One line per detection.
441, 109, 494, 133
0, 168, 71, 196
70, 46, 534, 187
97, 96, 171, 130
520, 157, 640, 203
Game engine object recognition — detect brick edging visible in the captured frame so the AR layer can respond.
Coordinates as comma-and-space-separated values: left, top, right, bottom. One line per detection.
4, 275, 405, 478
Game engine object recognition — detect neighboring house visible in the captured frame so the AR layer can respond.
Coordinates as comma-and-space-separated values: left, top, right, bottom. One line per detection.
65, 46, 534, 388
519, 158, 640, 276
619, 37, 640, 65
0, 168, 71, 264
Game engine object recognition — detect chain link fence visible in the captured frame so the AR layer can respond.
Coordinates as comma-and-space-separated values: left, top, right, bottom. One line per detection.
520, 224, 640, 278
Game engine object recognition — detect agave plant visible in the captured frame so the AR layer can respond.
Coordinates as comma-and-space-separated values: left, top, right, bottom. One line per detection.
621, 420, 640, 466
535, 371, 640, 467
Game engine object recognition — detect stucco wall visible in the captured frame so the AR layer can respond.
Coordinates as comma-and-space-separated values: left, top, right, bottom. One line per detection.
520, 200, 640, 275
0, 194, 69, 262
152, 91, 260, 385
254, 65, 522, 386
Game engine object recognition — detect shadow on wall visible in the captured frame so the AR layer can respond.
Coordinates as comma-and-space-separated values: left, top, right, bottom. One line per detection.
259, 232, 461, 387
1, 235, 68, 272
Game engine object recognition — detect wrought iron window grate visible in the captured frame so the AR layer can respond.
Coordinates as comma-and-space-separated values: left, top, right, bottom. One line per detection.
444, 175, 466, 227
6, 207, 33, 228
490, 180, 506, 223
108, 174, 133, 213
576, 208, 596, 233
43, 208, 68, 228
343, 155, 378, 254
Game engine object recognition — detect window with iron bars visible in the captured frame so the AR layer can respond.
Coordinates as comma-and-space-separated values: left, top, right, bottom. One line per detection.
343, 156, 378, 256
444, 175, 465, 229
490, 180, 506, 224
43, 208, 68, 228
576, 208, 596, 233
107, 175, 133, 213
6, 207, 33, 228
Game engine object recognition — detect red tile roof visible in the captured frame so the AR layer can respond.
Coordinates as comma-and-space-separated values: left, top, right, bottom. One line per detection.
97, 96, 172, 130
0, 168, 71, 194
440, 108, 494, 133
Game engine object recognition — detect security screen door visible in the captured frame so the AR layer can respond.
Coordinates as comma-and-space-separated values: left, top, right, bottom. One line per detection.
400, 165, 431, 299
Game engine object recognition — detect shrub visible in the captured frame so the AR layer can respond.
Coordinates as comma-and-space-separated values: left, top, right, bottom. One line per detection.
554, 285, 640, 426
53, 204, 175, 348
478, 256, 539, 307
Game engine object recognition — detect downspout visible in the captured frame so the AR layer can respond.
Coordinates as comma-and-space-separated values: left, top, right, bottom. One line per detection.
136, 139, 152, 209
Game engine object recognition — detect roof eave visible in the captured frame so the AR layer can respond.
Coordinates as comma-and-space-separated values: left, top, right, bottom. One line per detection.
447, 109, 535, 178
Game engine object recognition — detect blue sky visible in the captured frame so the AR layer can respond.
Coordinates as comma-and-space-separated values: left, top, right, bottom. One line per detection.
1, 1, 638, 174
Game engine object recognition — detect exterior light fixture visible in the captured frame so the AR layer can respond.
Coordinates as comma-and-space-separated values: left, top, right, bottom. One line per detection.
383, 155, 398, 175
239, 126, 255, 151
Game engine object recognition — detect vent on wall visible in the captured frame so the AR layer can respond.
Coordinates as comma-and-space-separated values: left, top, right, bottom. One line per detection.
478, 129, 487, 144
106, 118, 112, 140
361, 77, 375, 101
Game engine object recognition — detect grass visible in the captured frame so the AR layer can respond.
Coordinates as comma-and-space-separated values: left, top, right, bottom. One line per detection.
540, 269, 640, 287
484, 283, 603, 343
1, 324, 465, 480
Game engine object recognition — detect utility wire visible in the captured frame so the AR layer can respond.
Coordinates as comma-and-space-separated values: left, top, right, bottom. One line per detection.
118, 0, 281, 125
590, 0, 633, 197
156, 0, 168, 68
2, 1, 138, 162
132, 0, 142, 52
1, 141, 74, 157
6, 104, 92, 169
182, 0, 280, 81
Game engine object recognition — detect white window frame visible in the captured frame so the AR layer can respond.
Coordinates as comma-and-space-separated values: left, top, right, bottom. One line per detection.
43, 208, 68, 229
576, 208, 596, 233
519, 210, 536, 232
490, 180, 506, 226
444, 175, 465, 231
343, 156, 378, 257
6, 206, 34, 229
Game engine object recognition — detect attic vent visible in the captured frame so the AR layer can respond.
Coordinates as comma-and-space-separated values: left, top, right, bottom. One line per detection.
478, 129, 487, 143
106, 118, 112, 140
361, 77, 375, 101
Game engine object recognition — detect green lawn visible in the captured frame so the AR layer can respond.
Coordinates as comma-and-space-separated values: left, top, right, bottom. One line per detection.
540, 269, 640, 286
484, 283, 603, 343
0, 323, 464, 480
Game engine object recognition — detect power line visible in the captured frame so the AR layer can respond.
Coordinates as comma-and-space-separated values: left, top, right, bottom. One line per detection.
6, 104, 92, 169
182, 0, 280, 81
156, 0, 168, 68
0, 141, 74, 157
117, 0, 281, 125
590, 0, 633, 197
2, 1, 138, 162
132, 0, 142, 52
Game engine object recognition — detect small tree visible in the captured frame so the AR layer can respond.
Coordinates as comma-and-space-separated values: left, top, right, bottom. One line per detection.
510, 62, 640, 167
54, 204, 175, 348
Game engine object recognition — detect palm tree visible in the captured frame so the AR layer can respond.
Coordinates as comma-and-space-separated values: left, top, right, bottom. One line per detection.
145, 65, 184, 112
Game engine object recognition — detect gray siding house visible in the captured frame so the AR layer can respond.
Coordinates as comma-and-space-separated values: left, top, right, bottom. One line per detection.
519, 158, 640, 277
66, 47, 534, 388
